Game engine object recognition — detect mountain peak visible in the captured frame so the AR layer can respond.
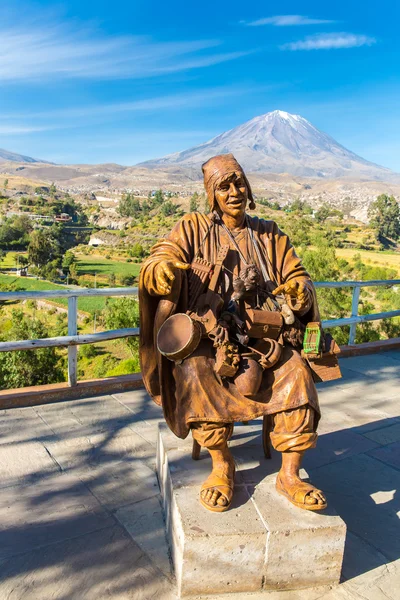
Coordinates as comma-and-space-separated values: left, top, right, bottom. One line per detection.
139, 110, 394, 180
0, 148, 51, 164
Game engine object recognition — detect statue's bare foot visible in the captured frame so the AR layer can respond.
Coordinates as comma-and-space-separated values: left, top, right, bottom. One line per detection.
276, 471, 327, 511
200, 449, 235, 512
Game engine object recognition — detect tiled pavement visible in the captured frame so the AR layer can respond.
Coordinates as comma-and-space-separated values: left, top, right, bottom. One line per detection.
0, 350, 399, 599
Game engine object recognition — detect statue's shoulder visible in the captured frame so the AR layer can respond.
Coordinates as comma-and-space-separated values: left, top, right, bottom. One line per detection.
176, 212, 212, 231
247, 214, 279, 235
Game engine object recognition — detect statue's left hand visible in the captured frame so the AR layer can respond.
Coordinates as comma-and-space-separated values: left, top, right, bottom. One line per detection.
272, 280, 311, 312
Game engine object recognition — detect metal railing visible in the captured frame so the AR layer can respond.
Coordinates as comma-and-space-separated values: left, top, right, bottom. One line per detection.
0, 279, 399, 387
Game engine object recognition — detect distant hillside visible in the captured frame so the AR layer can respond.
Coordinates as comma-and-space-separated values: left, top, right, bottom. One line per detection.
140, 110, 397, 181
0, 148, 51, 164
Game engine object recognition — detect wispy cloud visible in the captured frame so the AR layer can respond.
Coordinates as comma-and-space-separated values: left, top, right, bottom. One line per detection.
0, 20, 252, 82
0, 125, 50, 134
246, 15, 335, 27
281, 32, 376, 51
0, 87, 253, 123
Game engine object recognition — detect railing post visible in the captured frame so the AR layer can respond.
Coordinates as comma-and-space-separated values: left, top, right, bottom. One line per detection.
68, 296, 78, 386
349, 286, 361, 345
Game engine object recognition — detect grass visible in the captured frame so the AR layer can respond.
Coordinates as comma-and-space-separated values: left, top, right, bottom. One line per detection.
76, 256, 141, 277
0, 274, 134, 314
335, 248, 400, 271
0, 252, 29, 269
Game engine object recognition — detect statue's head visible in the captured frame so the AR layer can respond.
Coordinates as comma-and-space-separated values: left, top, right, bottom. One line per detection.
202, 154, 255, 218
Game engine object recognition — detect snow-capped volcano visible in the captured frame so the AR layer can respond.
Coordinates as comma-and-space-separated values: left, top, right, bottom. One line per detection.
140, 110, 394, 180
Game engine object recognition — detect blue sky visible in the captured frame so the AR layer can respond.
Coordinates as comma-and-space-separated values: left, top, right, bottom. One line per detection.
1, 0, 400, 170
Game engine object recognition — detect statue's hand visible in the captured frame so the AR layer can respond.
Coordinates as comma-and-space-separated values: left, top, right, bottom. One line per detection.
272, 280, 311, 312
153, 259, 190, 295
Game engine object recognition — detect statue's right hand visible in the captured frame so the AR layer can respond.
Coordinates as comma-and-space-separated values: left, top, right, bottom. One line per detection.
153, 260, 190, 295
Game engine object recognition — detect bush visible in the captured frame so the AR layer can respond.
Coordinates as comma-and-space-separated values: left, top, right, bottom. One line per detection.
94, 355, 117, 378
119, 274, 134, 286
79, 344, 97, 359
105, 358, 140, 376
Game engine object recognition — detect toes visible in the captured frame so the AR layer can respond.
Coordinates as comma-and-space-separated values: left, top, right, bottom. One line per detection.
308, 490, 326, 505
217, 495, 227, 506
205, 490, 213, 503
210, 491, 219, 506
314, 491, 326, 505
202, 487, 223, 506
304, 494, 317, 505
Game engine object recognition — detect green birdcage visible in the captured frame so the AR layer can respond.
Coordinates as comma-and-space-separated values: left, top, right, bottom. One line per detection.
303, 323, 322, 354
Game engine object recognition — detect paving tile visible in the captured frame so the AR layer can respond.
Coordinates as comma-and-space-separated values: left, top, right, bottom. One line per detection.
35, 395, 135, 438
341, 531, 396, 592
362, 422, 400, 446
340, 354, 400, 379
44, 428, 155, 474
307, 454, 400, 562
302, 428, 379, 470
115, 495, 172, 579
342, 557, 400, 600
0, 472, 114, 559
79, 460, 160, 511
112, 390, 164, 423
0, 407, 55, 444
367, 440, 400, 471
0, 440, 59, 489
0, 525, 176, 600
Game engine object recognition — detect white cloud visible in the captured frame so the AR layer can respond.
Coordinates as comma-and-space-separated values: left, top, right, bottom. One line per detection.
0, 20, 251, 82
281, 32, 376, 51
0, 125, 50, 134
0, 87, 251, 123
247, 15, 335, 27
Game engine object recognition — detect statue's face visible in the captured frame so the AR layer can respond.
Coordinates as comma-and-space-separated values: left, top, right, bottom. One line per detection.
214, 171, 248, 219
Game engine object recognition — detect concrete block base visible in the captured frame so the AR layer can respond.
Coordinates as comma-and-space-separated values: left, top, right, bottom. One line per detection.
157, 422, 346, 598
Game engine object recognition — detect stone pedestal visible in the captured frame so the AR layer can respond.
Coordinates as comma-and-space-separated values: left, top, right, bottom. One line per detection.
156, 422, 346, 598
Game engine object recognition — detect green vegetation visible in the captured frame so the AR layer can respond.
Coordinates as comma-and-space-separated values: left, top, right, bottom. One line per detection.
368, 193, 400, 241
0, 186, 399, 389
0, 308, 64, 389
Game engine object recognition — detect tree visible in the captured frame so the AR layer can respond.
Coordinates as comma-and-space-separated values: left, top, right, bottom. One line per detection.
153, 189, 164, 206
160, 200, 178, 217
3, 179, 8, 192
62, 250, 76, 272
130, 243, 145, 258
0, 309, 64, 389
190, 192, 199, 212
103, 297, 140, 357
314, 204, 331, 223
118, 193, 141, 218
368, 194, 400, 240
28, 229, 60, 269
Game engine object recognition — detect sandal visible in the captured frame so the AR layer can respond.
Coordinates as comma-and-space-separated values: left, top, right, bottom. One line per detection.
276, 473, 327, 511
200, 468, 235, 513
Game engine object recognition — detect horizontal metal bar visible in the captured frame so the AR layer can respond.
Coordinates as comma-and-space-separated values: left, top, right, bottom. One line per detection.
1, 280, 399, 302
322, 310, 400, 329
0, 287, 138, 301
0, 328, 140, 353
314, 279, 400, 289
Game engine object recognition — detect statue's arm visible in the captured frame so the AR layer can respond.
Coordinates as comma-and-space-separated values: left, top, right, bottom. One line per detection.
140, 215, 195, 296
267, 221, 314, 316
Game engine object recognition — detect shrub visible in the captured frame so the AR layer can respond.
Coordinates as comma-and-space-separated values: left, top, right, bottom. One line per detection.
79, 344, 97, 359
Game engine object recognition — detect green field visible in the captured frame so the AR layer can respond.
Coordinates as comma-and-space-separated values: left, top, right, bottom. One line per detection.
76, 257, 141, 277
0, 274, 132, 314
0, 252, 28, 269
335, 248, 400, 272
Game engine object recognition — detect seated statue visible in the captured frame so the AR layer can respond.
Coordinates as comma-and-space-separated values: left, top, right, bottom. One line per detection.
139, 154, 328, 513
